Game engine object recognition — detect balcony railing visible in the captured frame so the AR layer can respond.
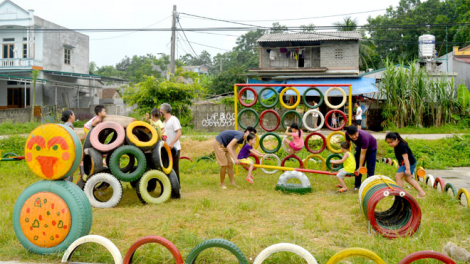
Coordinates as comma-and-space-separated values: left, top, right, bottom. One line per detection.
0, 58, 36, 68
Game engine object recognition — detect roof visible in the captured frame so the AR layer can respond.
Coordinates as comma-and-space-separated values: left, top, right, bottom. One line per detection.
43, 70, 128, 82
459, 45, 470, 51
101, 89, 120, 99
360, 65, 410, 77
454, 57, 470, 64
257, 31, 362, 43
0, 0, 30, 15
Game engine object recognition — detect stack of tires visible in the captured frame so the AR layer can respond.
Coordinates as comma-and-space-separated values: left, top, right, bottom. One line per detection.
80, 120, 180, 208
13, 124, 92, 254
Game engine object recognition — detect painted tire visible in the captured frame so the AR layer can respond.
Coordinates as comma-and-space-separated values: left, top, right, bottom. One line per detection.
82, 148, 104, 177
398, 250, 456, 264
279, 87, 301, 110
326, 131, 346, 154
456, 188, 470, 208
13, 180, 92, 254
425, 174, 435, 187
303, 87, 323, 109
83, 173, 123, 208
386, 158, 392, 165
106, 150, 135, 175
303, 154, 327, 171
275, 183, 312, 195
151, 141, 174, 175
259, 109, 280, 132
326, 154, 344, 171
61, 235, 122, 264
253, 243, 318, 264
258, 87, 279, 108
136, 170, 172, 204
444, 183, 457, 197
324, 87, 347, 109
89, 121, 125, 153
392, 160, 399, 168
180, 156, 193, 162
325, 110, 347, 131
276, 171, 311, 188
126, 121, 159, 151
281, 154, 304, 168
109, 145, 147, 182
196, 156, 214, 163
123, 236, 183, 264
237, 108, 259, 129
433, 177, 446, 193
260, 154, 281, 174
358, 175, 394, 207
242, 153, 260, 171
326, 248, 386, 264
302, 110, 324, 132
25, 124, 82, 181
281, 110, 303, 130
185, 238, 248, 264
166, 169, 181, 199
304, 132, 326, 154
238, 87, 258, 107
259, 132, 282, 154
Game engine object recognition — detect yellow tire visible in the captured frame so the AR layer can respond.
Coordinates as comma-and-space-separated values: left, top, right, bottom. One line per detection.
326, 248, 386, 264
279, 87, 301, 109
126, 121, 159, 151
303, 154, 327, 171
391, 160, 398, 168
326, 131, 346, 153
457, 188, 470, 208
324, 87, 347, 109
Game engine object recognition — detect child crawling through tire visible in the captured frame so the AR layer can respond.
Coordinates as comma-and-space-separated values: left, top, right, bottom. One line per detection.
330, 141, 356, 193
238, 133, 265, 184
284, 123, 304, 154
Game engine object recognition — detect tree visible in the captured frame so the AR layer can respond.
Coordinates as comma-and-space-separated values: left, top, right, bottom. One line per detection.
270, 22, 288, 34
209, 66, 246, 95
180, 50, 213, 67
334, 16, 358, 31
30, 69, 39, 122
301, 23, 316, 32
89, 61, 97, 74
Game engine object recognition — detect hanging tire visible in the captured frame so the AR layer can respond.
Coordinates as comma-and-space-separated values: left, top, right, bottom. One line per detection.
259, 109, 280, 132
326, 131, 346, 154
281, 110, 303, 130
279, 87, 301, 110
61, 235, 122, 264
433, 177, 446, 193
444, 183, 457, 197
303, 154, 327, 171
259, 132, 282, 154
303, 87, 323, 109
13, 180, 92, 254
258, 87, 279, 108
304, 132, 326, 154
326, 248, 386, 264
185, 238, 248, 264
82, 148, 104, 177
90, 121, 125, 153
238, 108, 259, 129
253, 243, 318, 264
398, 250, 456, 264
126, 121, 159, 151
456, 188, 470, 208
260, 154, 281, 174
123, 236, 183, 264
281, 154, 303, 168
326, 154, 343, 171
324, 87, 347, 109
83, 173, 123, 208
136, 170, 172, 204
166, 169, 181, 199
324, 110, 347, 131
151, 141, 174, 174
109, 145, 146, 182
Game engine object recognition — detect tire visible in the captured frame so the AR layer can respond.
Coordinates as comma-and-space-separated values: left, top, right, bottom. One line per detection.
167, 169, 181, 199
242, 154, 260, 171
303, 87, 323, 109
324, 87, 347, 109
456, 188, 470, 208
258, 87, 279, 108
303, 154, 327, 171
126, 121, 159, 151
180, 156, 193, 162
358, 175, 394, 208
324, 110, 347, 131
326, 131, 346, 154
136, 170, 172, 204
281, 110, 303, 130
84, 173, 123, 208
107, 150, 135, 174
90, 121, 125, 153
25, 124, 82, 181
444, 183, 457, 197
185, 238, 248, 264
261, 154, 281, 174
326, 248, 386, 264
281, 154, 304, 168
13, 181, 92, 254
433, 177, 446, 193
259, 132, 282, 154
83, 126, 93, 149
326, 154, 343, 171
123, 236, 183, 264
253, 243, 318, 264
425, 174, 435, 188
151, 141, 174, 174
83, 148, 104, 177
276, 171, 311, 188
275, 183, 312, 195
238, 108, 259, 130
109, 145, 147, 182
238, 87, 258, 107
259, 109, 280, 132
398, 250, 456, 264
304, 132, 326, 154
61, 235, 122, 264
279, 87, 301, 110
196, 156, 214, 163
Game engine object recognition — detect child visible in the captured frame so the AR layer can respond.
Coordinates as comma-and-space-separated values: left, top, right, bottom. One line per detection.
61, 110, 85, 141
385, 132, 426, 198
332, 112, 338, 128
285, 123, 304, 154
330, 141, 356, 193
84, 105, 106, 135
146, 108, 167, 141
237, 133, 265, 184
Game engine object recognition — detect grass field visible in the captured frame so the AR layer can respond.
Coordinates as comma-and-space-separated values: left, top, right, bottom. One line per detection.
1, 135, 470, 263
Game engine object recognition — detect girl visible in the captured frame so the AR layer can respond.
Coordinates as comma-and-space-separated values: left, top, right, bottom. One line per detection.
285, 122, 304, 154
237, 133, 265, 184
385, 132, 425, 198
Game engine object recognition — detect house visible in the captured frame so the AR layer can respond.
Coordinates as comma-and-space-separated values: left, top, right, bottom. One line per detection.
182, 65, 209, 75
438, 46, 470, 90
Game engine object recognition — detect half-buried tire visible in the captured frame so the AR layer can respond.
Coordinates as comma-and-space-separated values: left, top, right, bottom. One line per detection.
444, 183, 457, 197
185, 238, 248, 264
84, 173, 123, 208
123, 236, 183, 264
109, 145, 146, 182
61, 235, 122, 264
166, 169, 181, 199
253, 243, 318, 264
136, 170, 172, 204
275, 171, 312, 195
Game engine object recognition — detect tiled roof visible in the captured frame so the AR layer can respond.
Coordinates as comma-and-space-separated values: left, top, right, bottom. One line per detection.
257, 31, 361, 42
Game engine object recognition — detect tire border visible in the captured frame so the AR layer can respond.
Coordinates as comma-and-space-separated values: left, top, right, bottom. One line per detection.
61, 235, 122, 264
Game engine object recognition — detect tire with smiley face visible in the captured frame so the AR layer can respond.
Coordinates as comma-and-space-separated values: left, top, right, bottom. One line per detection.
13, 180, 92, 254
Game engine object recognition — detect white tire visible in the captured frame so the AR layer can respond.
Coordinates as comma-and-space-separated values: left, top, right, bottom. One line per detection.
277, 171, 311, 188
426, 174, 435, 188
61, 235, 123, 264
84, 173, 123, 208
302, 110, 324, 132
358, 175, 394, 207
253, 243, 318, 264
324, 87, 347, 109
261, 154, 281, 174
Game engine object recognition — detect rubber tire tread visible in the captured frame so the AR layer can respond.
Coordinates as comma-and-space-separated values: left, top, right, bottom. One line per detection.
83, 148, 104, 176
84, 173, 123, 208
253, 243, 318, 264
61, 235, 122, 264
136, 170, 172, 204
123, 236, 183, 264
90, 121, 125, 153
456, 188, 470, 208
167, 169, 181, 199
433, 177, 446, 192
275, 183, 312, 195
109, 145, 146, 182
444, 183, 457, 197
398, 250, 456, 264
326, 247, 386, 264
185, 238, 248, 264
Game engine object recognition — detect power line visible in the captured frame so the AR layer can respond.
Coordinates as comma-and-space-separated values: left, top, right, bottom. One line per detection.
91, 15, 172, 40
177, 21, 199, 59
179, 12, 267, 29
186, 31, 240, 37
186, 40, 231, 51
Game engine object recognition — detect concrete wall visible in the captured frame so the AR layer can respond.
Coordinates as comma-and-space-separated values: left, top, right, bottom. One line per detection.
0, 107, 31, 123
320, 41, 359, 69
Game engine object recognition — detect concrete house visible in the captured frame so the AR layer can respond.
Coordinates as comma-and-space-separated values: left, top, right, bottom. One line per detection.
438, 46, 470, 90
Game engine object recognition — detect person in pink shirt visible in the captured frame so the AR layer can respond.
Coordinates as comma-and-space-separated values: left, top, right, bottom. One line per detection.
285, 122, 304, 154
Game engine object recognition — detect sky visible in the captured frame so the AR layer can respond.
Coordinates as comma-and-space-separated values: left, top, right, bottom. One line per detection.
11, 0, 402, 67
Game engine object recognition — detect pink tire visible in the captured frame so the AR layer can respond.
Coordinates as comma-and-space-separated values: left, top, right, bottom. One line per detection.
90, 121, 125, 153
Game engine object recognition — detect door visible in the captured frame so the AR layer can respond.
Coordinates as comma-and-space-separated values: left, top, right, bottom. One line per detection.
2, 44, 14, 66
7, 88, 30, 108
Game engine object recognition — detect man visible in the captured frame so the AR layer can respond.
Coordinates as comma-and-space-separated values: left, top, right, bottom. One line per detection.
160, 103, 182, 185
355, 102, 363, 130
213, 127, 257, 189
345, 125, 377, 191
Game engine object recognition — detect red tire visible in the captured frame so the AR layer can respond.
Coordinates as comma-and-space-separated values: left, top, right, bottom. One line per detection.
180, 156, 193, 162
433, 177, 446, 192
238, 87, 258, 107
324, 110, 347, 131
90, 121, 125, 153
259, 109, 280, 132
398, 251, 455, 264
242, 153, 260, 171
304, 132, 326, 154
281, 154, 303, 168
387, 158, 392, 165
123, 236, 184, 264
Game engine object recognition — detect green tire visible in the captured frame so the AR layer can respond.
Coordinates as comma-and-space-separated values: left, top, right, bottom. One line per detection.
109, 145, 146, 182
275, 183, 312, 195
196, 156, 214, 163
185, 238, 248, 264
303, 87, 324, 109
326, 153, 344, 171
136, 170, 172, 204
281, 110, 303, 130
444, 183, 457, 197
13, 181, 92, 254
259, 132, 282, 154
237, 108, 259, 130
258, 87, 279, 108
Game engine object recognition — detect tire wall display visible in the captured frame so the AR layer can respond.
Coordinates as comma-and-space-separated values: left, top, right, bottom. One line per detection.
82, 148, 104, 177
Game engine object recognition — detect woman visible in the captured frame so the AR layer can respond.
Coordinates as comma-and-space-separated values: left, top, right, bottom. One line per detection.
61, 110, 85, 141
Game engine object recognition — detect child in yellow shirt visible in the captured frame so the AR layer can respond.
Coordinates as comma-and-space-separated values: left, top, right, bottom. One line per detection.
330, 141, 356, 193
146, 108, 166, 141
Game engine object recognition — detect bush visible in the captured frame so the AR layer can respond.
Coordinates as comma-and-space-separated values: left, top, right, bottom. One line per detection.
0, 136, 27, 156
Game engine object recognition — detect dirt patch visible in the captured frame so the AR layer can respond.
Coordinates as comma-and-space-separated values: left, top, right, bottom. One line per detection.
180, 138, 216, 159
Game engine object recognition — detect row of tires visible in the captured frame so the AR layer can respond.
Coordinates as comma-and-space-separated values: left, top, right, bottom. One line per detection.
378, 157, 399, 168
60, 235, 457, 264
417, 170, 470, 208
259, 131, 346, 154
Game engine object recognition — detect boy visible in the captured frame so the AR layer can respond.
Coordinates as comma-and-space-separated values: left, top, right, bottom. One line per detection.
330, 141, 356, 193
238, 133, 265, 184
146, 108, 167, 141
355, 102, 363, 130
84, 105, 106, 135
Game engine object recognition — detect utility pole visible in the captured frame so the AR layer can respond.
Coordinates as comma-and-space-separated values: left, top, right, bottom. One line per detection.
170, 5, 177, 75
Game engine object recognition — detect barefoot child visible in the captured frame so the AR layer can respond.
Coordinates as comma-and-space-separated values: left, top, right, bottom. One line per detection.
84, 105, 106, 135
285, 123, 304, 154
238, 133, 265, 184
330, 141, 356, 193
385, 132, 426, 198
146, 108, 167, 141
332, 112, 338, 128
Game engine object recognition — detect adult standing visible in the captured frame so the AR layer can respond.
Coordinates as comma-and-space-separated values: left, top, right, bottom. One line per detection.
160, 103, 182, 184
355, 102, 363, 130
213, 127, 257, 189
345, 125, 377, 191
311, 100, 318, 128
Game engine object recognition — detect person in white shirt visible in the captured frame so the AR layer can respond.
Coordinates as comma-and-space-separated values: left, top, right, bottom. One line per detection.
355, 102, 363, 130
160, 103, 182, 185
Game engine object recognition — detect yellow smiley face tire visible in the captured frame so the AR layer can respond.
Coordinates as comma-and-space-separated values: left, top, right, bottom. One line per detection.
279, 87, 301, 109
324, 87, 347, 109
326, 131, 346, 153
326, 248, 386, 264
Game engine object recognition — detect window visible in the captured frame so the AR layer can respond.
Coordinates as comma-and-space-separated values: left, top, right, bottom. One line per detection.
7, 88, 30, 108
23, 37, 27, 41
64, 48, 71, 65
23, 44, 27, 58
335, 48, 343, 60
3, 44, 14, 59
3, 38, 14, 42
